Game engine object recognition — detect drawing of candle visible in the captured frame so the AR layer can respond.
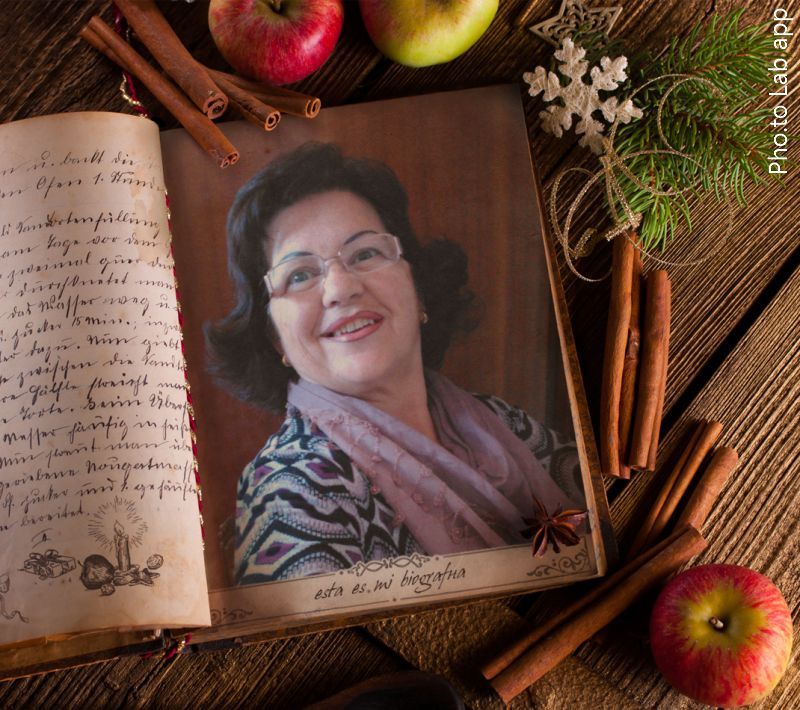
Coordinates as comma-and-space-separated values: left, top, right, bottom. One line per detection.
113, 521, 130, 571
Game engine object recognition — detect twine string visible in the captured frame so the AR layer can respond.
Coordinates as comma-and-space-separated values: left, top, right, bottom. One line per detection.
549, 73, 735, 282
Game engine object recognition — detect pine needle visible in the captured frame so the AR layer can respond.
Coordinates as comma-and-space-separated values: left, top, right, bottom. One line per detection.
608, 10, 779, 251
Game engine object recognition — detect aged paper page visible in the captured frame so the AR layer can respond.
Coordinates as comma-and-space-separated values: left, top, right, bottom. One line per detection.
0, 112, 209, 646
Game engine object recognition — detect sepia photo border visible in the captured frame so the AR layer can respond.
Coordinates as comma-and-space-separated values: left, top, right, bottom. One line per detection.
161, 84, 614, 642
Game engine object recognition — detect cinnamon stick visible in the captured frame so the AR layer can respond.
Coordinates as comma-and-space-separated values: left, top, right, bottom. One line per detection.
649, 420, 723, 534
646, 282, 671, 470
481, 526, 687, 681
82, 25, 126, 68
490, 526, 707, 704
618, 248, 642, 479
599, 234, 635, 477
82, 17, 239, 168
675, 446, 738, 530
84, 24, 276, 133
626, 422, 703, 560
205, 67, 321, 118
210, 71, 281, 131
629, 271, 671, 470
114, 0, 228, 119
626, 420, 723, 559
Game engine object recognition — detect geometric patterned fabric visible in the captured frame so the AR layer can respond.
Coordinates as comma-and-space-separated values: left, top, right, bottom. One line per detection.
234, 395, 581, 584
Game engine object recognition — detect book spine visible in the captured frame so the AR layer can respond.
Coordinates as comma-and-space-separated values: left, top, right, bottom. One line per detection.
165, 191, 204, 543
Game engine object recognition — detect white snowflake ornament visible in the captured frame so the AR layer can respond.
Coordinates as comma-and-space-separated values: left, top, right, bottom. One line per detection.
523, 38, 643, 154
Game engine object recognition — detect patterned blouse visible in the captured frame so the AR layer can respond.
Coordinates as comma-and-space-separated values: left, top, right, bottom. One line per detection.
234, 395, 582, 585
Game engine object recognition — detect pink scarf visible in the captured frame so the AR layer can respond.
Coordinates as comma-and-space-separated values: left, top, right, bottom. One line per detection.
286, 371, 571, 554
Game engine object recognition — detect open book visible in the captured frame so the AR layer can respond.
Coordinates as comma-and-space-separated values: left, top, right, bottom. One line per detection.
0, 85, 612, 676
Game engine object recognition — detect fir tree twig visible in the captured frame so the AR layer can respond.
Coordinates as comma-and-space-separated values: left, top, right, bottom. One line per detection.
610, 10, 778, 251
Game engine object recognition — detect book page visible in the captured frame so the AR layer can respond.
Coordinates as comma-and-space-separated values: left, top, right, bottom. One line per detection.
0, 112, 209, 647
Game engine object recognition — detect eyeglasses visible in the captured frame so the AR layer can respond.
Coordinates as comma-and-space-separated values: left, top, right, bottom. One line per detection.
264, 232, 404, 298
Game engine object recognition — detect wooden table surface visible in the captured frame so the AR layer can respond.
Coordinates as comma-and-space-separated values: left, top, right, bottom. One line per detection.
1, 1, 798, 707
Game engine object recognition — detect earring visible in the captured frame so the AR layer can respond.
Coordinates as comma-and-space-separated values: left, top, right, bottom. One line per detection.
420, 311, 429, 325
281, 354, 291, 368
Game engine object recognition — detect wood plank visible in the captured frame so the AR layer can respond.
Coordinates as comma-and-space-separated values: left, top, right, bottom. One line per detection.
365, 599, 642, 709
0, 1, 116, 121
0, 630, 405, 707
359, 0, 706, 99
153, 632, 405, 707
572, 262, 800, 708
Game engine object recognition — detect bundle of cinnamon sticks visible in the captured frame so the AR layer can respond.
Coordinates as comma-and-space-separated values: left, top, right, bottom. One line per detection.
627, 419, 738, 559
482, 526, 707, 703
600, 233, 671, 478
481, 419, 738, 703
79, 1, 321, 167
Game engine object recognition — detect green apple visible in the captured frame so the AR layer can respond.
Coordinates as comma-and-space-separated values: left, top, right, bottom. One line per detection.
358, 0, 498, 68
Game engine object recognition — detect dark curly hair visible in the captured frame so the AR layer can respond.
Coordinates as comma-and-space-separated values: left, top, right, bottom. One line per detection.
205, 142, 476, 412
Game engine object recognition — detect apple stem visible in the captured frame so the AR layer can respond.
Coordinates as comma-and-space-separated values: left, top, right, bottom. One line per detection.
267, 0, 283, 12
709, 616, 725, 631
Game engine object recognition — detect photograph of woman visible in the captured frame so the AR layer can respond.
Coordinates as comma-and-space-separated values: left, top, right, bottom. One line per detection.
205, 142, 587, 585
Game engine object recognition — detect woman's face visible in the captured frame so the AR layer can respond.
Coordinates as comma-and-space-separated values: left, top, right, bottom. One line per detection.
266, 190, 424, 399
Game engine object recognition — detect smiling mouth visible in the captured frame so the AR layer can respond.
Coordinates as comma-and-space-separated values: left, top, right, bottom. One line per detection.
324, 316, 382, 339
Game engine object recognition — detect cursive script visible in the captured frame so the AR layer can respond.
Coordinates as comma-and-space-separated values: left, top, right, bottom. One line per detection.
0, 112, 208, 644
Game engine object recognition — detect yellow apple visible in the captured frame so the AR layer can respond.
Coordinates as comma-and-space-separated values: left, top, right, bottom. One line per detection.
358, 0, 498, 68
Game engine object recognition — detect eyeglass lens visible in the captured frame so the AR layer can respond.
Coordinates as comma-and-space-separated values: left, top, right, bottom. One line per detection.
267, 233, 401, 296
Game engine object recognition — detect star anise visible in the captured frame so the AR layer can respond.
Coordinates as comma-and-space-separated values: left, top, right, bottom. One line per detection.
520, 495, 588, 557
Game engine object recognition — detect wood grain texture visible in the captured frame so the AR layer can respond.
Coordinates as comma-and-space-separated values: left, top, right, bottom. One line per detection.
1, 0, 799, 707
0, 630, 405, 709
574, 263, 800, 709
366, 600, 642, 710
552, 17, 800, 478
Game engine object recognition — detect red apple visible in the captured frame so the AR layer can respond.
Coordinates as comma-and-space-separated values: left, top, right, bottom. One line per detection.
208, 0, 344, 86
650, 564, 793, 708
